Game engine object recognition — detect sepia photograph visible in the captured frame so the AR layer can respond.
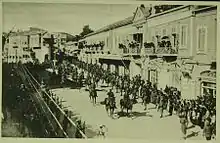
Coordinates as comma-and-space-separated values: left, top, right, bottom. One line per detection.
1, 1, 217, 141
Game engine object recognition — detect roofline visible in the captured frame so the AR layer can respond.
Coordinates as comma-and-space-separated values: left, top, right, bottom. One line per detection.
84, 16, 133, 38
131, 7, 139, 21
193, 6, 217, 14
148, 5, 189, 20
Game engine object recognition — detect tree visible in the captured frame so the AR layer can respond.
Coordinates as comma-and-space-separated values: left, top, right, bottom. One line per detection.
80, 25, 94, 38
72, 34, 81, 42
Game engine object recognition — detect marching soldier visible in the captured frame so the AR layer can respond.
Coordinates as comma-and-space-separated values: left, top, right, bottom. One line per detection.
179, 111, 188, 140
159, 94, 165, 118
115, 76, 120, 93
203, 116, 212, 140
168, 95, 174, 116
107, 89, 114, 99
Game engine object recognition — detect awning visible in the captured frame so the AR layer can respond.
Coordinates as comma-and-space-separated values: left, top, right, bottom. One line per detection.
99, 58, 130, 66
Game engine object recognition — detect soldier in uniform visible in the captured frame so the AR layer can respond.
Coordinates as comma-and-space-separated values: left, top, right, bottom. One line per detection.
179, 111, 188, 140
120, 76, 125, 96
159, 94, 165, 118
203, 117, 212, 140
115, 76, 120, 93
107, 89, 114, 99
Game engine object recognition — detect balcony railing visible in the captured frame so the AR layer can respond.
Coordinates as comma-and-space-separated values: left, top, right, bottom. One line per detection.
144, 46, 178, 56
122, 47, 141, 55
156, 47, 178, 54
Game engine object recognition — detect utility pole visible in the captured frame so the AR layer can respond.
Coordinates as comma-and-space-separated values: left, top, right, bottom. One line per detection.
3, 26, 15, 63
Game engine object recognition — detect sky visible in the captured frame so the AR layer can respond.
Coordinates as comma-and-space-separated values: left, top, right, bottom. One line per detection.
3, 2, 140, 35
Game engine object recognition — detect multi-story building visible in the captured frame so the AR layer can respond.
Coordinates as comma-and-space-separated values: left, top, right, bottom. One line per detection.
143, 5, 217, 99
5, 27, 51, 64
52, 32, 74, 50
78, 5, 217, 99
64, 41, 78, 56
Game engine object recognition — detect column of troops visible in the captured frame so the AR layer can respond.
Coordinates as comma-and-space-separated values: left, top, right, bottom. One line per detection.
59, 59, 216, 140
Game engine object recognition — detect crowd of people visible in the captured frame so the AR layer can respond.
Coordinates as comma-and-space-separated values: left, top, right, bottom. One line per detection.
41, 84, 86, 138
2, 64, 50, 137
56, 59, 216, 140
2, 63, 88, 138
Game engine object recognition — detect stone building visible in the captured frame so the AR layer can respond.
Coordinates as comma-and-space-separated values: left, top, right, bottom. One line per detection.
5, 27, 52, 64
78, 5, 217, 99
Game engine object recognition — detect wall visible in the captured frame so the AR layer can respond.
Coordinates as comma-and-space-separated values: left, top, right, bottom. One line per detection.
145, 12, 191, 58
192, 10, 217, 63
111, 24, 136, 54
30, 34, 40, 48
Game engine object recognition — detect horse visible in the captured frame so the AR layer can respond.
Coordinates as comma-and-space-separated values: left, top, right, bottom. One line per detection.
143, 94, 151, 110
104, 97, 116, 117
89, 88, 98, 105
119, 97, 134, 117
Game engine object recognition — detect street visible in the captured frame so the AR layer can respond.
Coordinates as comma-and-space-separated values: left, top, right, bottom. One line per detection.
52, 86, 206, 140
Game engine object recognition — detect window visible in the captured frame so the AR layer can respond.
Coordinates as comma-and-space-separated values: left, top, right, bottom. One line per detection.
172, 26, 176, 33
197, 26, 207, 53
201, 82, 216, 97
180, 25, 187, 47
152, 36, 155, 43
155, 30, 159, 36
162, 29, 167, 36
106, 37, 109, 47
13, 46, 18, 48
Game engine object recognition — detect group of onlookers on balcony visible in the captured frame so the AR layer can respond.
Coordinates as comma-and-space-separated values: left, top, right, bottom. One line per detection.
66, 59, 215, 140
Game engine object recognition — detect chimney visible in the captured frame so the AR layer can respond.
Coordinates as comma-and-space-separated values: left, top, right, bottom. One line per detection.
140, 4, 145, 8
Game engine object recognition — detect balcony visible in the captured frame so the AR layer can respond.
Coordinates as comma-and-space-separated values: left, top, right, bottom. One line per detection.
144, 47, 178, 56
123, 47, 141, 56
143, 41, 178, 56
156, 47, 178, 56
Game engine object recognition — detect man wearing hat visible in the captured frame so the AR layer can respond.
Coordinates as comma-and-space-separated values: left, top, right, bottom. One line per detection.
97, 124, 108, 138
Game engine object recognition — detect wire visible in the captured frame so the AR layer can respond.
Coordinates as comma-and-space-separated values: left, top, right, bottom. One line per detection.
20, 65, 67, 137
23, 64, 87, 139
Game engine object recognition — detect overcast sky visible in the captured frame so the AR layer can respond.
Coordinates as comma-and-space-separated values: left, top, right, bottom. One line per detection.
3, 2, 140, 35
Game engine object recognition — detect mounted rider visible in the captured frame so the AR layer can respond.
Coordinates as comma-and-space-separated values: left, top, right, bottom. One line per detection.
107, 89, 116, 107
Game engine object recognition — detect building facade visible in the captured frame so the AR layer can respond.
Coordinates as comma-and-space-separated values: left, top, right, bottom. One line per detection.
5, 27, 51, 64
78, 5, 216, 99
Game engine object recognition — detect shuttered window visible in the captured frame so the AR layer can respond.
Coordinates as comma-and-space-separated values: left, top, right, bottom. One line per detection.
180, 25, 187, 47
197, 27, 207, 53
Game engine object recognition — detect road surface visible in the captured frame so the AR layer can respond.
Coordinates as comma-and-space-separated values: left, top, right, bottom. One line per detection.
52, 85, 211, 140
